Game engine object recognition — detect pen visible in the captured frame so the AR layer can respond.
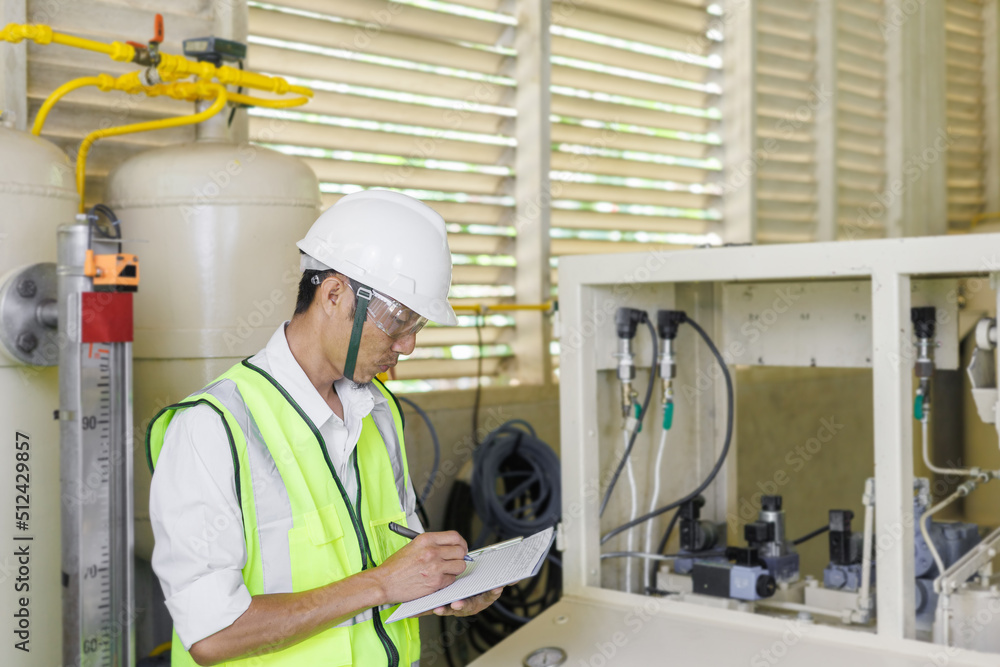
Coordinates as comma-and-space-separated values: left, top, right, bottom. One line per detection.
388, 521, 473, 562
466, 536, 523, 559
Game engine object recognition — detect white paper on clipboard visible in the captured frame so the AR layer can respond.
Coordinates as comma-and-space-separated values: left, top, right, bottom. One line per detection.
386, 526, 555, 623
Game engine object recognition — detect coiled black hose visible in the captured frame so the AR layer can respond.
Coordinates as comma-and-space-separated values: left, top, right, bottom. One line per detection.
442, 419, 562, 662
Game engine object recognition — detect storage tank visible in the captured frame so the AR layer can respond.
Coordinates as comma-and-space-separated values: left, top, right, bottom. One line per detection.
104, 109, 322, 558
0, 119, 78, 667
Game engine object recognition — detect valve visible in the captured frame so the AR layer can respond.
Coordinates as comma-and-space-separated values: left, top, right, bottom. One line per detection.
614, 307, 647, 418
656, 309, 686, 430
911, 307, 936, 422
128, 14, 165, 68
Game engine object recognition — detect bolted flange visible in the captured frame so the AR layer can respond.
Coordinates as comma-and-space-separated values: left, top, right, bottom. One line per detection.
0, 263, 59, 366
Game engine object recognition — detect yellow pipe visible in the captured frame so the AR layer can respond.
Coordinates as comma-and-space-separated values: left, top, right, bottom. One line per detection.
452, 302, 554, 314
228, 91, 310, 109
51, 32, 136, 62
148, 642, 171, 657
2, 24, 311, 98
488, 303, 554, 312
75, 83, 228, 211
1, 23, 135, 62
156, 53, 313, 97
970, 211, 1000, 229
32, 74, 117, 136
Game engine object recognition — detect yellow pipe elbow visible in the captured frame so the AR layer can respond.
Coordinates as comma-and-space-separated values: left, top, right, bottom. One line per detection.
75, 86, 228, 211
228, 92, 310, 109
32, 73, 117, 136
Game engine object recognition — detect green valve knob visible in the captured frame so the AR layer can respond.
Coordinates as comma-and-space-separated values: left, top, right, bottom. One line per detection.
663, 401, 674, 430
634, 402, 642, 433
914, 394, 924, 421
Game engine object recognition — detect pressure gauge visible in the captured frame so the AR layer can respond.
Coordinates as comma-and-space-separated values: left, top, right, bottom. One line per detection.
523, 646, 567, 666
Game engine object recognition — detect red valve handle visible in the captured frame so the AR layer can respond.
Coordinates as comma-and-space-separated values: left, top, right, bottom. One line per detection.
151, 14, 164, 44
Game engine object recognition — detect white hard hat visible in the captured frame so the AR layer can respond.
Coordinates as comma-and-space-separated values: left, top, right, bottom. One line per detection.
297, 189, 457, 326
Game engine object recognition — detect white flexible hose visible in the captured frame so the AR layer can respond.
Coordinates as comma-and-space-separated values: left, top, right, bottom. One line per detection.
643, 428, 669, 593
624, 428, 639, 593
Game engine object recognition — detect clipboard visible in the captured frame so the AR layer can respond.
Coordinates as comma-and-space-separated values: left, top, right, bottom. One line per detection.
386, 526, 555, 623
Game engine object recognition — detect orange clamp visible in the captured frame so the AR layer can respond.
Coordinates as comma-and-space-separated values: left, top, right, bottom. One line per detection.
84, 249, 140, 289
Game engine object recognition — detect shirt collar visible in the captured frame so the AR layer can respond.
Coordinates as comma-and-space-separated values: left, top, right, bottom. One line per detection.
263, 323, 388, 427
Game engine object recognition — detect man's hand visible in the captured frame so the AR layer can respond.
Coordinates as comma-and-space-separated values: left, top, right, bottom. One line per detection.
372, 531, 469, 605
431, 587, 504, 617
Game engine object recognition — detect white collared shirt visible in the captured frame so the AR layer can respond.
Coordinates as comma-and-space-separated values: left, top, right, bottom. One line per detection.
149, 323, 421, 649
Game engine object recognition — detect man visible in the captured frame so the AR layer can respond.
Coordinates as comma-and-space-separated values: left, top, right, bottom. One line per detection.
147, 190, 501, 666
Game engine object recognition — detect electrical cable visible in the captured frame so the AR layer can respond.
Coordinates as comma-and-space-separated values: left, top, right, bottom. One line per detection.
649, 508, 680, 589
442, 418, 562, 661
601, 316, 733, 545
791, 524, 830, 546
414, 493, 431, 531
472, 311, 484, 444
469, 420, 561, 548
87, 203, 122, 239
397, 395, 440, 505
601, 550, 727, 562
599, 317, 659, 517
624, 428, 639, 593
644, 428, 670, 592
227, 59, 244, 127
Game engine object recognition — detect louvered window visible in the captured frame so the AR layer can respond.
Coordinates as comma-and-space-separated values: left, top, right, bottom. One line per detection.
249, 0, 723, 391
755, 0, 818, 243
248, 0, 519, 390
945, 0, 987, 230
836, 0, 887, 240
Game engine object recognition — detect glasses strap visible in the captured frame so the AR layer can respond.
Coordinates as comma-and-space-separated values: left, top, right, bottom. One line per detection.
343, 283, 373, 382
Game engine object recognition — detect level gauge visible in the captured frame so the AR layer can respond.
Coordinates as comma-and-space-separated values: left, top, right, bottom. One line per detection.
524, 646, 567, 666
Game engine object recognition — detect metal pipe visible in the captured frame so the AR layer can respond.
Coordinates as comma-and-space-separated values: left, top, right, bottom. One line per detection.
36, 299, 58, 328
756, 599, 847, 620
853, 478, 875, 623
195, 97, 230, 143
921, 408, 978, 477
617, 337, 635, 417
920, 482, 977, 585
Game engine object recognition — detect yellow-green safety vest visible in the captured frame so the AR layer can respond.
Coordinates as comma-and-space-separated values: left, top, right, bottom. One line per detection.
146, 358, 421, 666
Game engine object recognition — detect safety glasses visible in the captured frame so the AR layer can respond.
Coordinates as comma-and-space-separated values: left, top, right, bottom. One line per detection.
352, 285, 428, 340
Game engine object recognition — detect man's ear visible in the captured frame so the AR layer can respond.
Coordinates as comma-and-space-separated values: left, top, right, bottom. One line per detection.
318, 274, 351, 315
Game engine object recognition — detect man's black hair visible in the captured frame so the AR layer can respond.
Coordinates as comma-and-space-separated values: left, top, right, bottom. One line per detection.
294, 269, 358, 316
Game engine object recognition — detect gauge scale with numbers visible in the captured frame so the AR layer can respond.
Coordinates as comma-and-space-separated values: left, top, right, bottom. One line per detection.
523, 646, 567, 666
58, 222, 137, 667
